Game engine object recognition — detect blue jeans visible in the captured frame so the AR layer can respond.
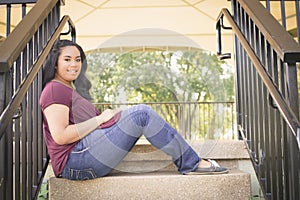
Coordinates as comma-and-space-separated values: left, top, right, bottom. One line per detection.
61, 104, 200, 180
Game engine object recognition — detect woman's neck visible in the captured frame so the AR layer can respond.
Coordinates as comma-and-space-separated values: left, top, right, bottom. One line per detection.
52, 78, 73, 89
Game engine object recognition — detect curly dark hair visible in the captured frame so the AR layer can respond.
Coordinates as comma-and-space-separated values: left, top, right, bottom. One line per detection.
42, 39, 93, 100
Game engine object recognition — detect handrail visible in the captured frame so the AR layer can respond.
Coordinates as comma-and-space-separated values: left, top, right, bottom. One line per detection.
0, 15, 75, 139
0, 0, 60, 72
236, 0, 300, 62
217, 8, 300, 149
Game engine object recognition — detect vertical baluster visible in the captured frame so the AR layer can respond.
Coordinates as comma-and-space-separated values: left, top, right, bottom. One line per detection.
0, 64, 5, 200
295, 0, 300, 44
278, 59, 289, 200
19, 4, 27, 199
253, 23, 259, 165
280, 0, 287, 30
242, 41, 248, 142
27, 38, 33, 199
187, 103, 191, 139
245, 11, 254, 154
14, 56, 21, 200
258, 31, 267, 197
237, 2, 244, 135
265, 0, 270, 11
48, 9, 53, 38
6, 68, 13, 200
37, 21, 44, 179
5, 3, 14, 200
32, 31, 38, 195
42, 16, 48, 171
209, 103, 213, 138
182, 103, 187, 138
266, 41, 276, 199
271, 51, 283, 200
6, 3, 11, 36
21, 43, 28, 200
253, 24, 263, 173
198, 102, 202, 136
231, 102, 235, 139
235, 41, 243, 140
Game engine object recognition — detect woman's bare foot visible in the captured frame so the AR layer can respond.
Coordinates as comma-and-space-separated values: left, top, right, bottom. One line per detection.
198, 159, 212, 168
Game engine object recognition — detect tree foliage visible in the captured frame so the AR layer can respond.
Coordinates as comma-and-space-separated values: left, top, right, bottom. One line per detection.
86, 50, 234, 104
85, 49, 235, 139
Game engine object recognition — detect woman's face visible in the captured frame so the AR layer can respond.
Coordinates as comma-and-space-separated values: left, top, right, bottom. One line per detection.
55, 45, 82, 85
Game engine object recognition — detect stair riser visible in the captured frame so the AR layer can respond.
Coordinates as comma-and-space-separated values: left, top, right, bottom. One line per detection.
112, 159, 244, 173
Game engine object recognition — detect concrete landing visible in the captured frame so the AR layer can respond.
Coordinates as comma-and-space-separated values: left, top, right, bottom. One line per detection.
49, 169, 251, 200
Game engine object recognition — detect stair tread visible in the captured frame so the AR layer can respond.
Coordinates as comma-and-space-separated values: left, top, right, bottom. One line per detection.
128, 140, 249, 159
50, 169, 246, 180
49, 169, 251, 200
110, 168, 242, 176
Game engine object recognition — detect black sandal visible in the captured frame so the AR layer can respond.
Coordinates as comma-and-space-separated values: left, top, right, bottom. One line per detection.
188, 159, 229, 175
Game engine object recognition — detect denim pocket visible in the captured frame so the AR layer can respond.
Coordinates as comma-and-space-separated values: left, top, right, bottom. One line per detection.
67, 168, 96, 180
72, 140, 89, 153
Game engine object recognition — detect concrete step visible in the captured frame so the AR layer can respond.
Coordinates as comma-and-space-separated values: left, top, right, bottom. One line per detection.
47, 140, 253, 200
111, 139, 249, 173
49, 169, 251, 200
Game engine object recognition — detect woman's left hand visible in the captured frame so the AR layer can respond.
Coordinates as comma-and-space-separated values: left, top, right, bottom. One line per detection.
96, 109, 118, 125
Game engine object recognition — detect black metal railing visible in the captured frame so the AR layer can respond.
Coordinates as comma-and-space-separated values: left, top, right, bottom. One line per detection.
260, 0, 300, 45
217, 0, 300, 199
95, 101, 236, 140
0, 0, 75, 199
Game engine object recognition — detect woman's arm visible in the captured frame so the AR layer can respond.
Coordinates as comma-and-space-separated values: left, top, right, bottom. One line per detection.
44, 104, 116, 145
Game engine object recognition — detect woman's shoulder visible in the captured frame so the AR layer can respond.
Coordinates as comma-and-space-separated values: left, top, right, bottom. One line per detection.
43, 81, 73, 94
40, 81, 73, 109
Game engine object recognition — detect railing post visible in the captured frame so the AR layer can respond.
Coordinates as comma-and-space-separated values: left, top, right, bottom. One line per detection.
285, 61, 300, 199
285, 62, 299, 118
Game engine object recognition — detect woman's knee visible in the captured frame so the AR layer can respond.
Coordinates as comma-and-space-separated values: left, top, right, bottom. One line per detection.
135, 104, 151, 111
129, 104, 152, 127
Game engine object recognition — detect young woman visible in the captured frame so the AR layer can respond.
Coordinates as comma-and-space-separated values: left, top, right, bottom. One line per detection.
40, 39, 228, 180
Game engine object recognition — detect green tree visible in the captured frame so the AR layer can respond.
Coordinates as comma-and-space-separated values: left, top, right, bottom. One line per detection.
86, 50, 235, 139
86, 52, 117, 103
86, 50, 234, 103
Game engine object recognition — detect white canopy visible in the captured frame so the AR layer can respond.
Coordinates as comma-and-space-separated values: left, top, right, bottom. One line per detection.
0, 0, 297, 57
60, 0, 233, 54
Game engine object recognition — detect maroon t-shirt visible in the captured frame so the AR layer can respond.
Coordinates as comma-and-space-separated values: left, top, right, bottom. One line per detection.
39, 81, 120, 177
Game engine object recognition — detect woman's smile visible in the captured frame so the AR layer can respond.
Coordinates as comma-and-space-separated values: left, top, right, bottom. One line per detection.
66, 68, 79, 75
54, 45, 82, 86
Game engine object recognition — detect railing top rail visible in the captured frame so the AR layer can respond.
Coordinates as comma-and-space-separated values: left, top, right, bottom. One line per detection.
217, 8, 300, 149
235, 0, 300, 62
94, 101, 235, 105
0, 0, 60, 72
